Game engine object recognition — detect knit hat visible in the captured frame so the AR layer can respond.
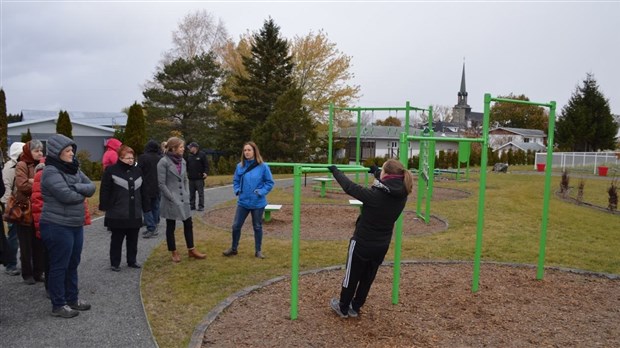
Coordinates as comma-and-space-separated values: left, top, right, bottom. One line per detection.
188, 142, 199, 149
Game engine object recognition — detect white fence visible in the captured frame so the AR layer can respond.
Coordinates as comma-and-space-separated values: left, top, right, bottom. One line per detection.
534, 152, 620, 174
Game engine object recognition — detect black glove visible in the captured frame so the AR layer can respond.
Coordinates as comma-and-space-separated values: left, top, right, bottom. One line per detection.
368, 165, 379, 174
327, 165, 338, 173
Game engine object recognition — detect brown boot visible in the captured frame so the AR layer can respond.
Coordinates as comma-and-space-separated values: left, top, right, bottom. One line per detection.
171, 250, 181, 263
188, 248, 206, 259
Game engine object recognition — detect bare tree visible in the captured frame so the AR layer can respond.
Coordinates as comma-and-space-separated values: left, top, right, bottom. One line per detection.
432, 104, 453, 122
162, 10, 230, 64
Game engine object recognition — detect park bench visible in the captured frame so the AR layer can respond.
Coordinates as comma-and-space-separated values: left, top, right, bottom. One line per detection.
263, 204, 282, 222
349, 199, 363, 213
312, 177, 334, 198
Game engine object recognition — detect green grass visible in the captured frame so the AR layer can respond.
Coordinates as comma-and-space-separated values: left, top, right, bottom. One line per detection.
140, 169, 619, 348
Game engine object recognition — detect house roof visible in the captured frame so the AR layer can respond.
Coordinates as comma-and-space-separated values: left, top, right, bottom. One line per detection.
8, 117, 116, 133
490, 127, 546, 137
496, 141, 547, 152
21, 109, 127, 127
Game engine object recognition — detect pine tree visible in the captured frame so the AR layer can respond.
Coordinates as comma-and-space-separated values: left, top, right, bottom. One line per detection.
0, 89, 7, 156
231, 18, 294, 148
21, 128, 32, 143
56, 110, 73, 139
253, 88, 316, 162
556, 74, 618, 151
143, 52, 223, 143
123, 102, 147, 155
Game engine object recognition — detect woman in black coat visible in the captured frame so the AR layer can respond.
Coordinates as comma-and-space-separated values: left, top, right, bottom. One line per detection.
99, 145, 148, 271
327, 159, 414, 318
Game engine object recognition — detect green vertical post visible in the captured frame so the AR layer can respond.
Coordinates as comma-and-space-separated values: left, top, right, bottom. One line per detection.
328, 103, 334, 166
537, 101, 556, 279
356, 109, 362, 183
391, 132, 408, 304
290, 165, 302, 320
472, 94, 491, 292
425, 129, 436, 224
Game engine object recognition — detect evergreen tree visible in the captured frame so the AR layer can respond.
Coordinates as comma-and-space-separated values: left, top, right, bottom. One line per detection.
56, 110, 73, 139
231, 18, 294, 149
123, 102, 147, 155
0, 89, 7, 156
21, 128, 32, 143
143, 52, 223, 144
253, 88, 316, 162
556, 74, 618, 151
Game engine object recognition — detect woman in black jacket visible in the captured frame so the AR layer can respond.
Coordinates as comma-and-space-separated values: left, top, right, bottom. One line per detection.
99, 145, 148, 272
327, 159, 413, 318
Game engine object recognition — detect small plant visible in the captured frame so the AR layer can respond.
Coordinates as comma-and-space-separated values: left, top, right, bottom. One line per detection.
560, 169, 570, 198
576, 179, 585, 205
607, 179, 618, 212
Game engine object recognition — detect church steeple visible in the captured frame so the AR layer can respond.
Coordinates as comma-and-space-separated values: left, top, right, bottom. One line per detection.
457, 62, 468, 106
453, 61, 471, 127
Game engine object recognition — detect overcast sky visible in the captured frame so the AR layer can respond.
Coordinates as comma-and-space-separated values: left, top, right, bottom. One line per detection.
1, 1, 619, 119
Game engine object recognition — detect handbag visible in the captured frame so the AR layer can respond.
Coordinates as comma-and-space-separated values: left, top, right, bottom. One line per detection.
2, 195, 33, 226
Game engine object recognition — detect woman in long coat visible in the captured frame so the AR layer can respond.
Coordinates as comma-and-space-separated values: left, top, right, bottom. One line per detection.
157, 137, 206, 262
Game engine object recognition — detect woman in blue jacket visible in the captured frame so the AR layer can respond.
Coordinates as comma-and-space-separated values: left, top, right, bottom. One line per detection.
223, 141, 274, 259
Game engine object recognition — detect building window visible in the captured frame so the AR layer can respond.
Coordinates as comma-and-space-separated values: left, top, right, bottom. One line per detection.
524, 138, 530, 143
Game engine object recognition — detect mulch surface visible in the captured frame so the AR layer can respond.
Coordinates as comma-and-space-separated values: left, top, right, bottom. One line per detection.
205, 205, 447, 240
203, 184, 467, 239
202, 262, 620, 348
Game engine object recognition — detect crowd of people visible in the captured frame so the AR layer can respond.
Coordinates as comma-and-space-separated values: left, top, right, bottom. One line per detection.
1, 136, 411, 321
0, 137, 277, 319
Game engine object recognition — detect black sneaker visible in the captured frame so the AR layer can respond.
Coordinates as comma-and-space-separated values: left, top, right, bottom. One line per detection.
128, 263, 141, 269
51, 305, 79, 318
329, 298, 348, 318
222, 248, 238, 256
197, 207, 204, 211
68, 300, 91, 311
23, 277, 36, 285
111, 266, 121, 272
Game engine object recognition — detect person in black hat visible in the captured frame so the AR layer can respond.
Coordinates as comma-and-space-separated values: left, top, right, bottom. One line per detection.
186, 142, 209, 211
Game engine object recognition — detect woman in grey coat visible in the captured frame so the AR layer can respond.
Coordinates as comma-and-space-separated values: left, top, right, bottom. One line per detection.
157, 137, 206, 262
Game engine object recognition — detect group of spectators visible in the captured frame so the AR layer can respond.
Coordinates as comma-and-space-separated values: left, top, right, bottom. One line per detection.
0, 136, 277, 319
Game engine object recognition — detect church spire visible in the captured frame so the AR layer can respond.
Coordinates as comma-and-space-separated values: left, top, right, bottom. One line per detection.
459, 62, 467, 95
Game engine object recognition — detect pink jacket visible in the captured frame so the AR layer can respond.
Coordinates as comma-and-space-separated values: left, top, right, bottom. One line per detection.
102, 138, 122, 170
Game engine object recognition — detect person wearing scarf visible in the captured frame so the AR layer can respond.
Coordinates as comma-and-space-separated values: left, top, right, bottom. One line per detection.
157, 137, 206, 263
14, 140, 45, 285
39, 134, 95, 318
326, 159, 414, 319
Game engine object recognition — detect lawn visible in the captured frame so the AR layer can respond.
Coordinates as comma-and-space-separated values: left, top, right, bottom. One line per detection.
140, 168, 619, 348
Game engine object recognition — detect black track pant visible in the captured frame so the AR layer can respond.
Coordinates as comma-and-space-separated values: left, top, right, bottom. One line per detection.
338, 238, 389, 313
110, 228, 139, 267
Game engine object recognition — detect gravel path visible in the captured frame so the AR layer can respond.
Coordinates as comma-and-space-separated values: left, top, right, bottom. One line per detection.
0, 179, 293, 348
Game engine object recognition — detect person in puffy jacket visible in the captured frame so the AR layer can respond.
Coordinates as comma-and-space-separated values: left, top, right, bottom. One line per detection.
40, 134, 95, 318
222, 141, 274, 259
100, 145, 148, 272
158, 137, 206, 263
327, 159, 413, 319
102, 138, 122, 170
14, 140, 45, 285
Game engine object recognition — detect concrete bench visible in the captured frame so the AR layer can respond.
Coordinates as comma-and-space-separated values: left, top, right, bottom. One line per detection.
349, 199, 363, 212
312, 177, 334, 198
263, 204, 282, 222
